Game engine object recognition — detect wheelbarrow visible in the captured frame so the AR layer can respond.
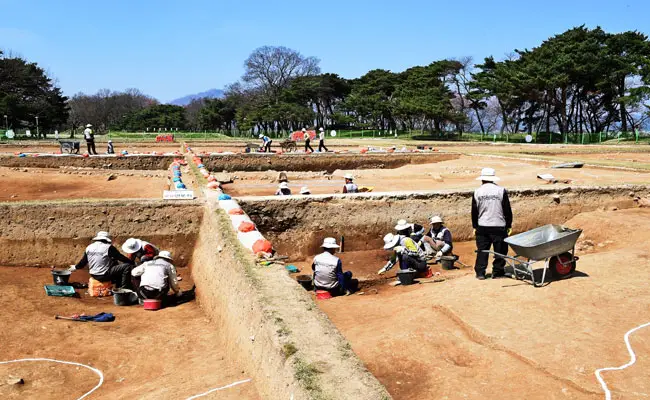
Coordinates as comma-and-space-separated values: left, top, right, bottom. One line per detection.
280, 139, 297, 152
59, 140, 80, 154
482, 224, 582, 287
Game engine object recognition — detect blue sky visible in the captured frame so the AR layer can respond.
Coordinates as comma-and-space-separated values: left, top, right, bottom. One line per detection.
1, 0, 649, 103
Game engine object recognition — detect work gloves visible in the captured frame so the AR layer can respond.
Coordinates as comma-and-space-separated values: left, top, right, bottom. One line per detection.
377, 262, 392, 275
68, 265, 76, 272
435, 251, 443, 259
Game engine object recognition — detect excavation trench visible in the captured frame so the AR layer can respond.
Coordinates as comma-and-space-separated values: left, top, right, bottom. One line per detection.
0, 154, 179, 170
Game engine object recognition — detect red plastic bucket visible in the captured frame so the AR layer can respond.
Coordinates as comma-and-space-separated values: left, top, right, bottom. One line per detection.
143, 299, 162, 311
315, 290, 332, 300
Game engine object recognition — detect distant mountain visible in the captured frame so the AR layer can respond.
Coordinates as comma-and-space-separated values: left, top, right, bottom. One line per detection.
168, 89, 224, 106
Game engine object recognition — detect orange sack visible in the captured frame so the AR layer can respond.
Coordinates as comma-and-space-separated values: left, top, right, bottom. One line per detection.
228, 208, 245, 215
238, 221, 256, 233
252, 239, 273, 254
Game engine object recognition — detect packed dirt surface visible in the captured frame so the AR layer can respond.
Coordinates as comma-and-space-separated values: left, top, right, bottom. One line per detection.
314, 208, 650, 399
0, 167, 171, 201
0, 267, 260, 399
224, 154, 650, 197
0, 142, 183, 155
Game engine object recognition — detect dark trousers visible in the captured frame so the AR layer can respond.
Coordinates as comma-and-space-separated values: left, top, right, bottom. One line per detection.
399, 254, 428, 272
264, 141, 272, 152
316, 271, 356, 296
474, 227, 508, 277
138, 285, 168, 300
86, 140, 97, 155
92, 263, 134, 289
318, 140, 328, 152
305, 139, 314, 152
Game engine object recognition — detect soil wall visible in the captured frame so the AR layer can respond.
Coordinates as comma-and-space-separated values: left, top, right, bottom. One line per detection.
0, 200, 202, 267
239, 185, 650, 259
202, 152, 459, 173
0, 155, 177, 170
191, 203, 390, 399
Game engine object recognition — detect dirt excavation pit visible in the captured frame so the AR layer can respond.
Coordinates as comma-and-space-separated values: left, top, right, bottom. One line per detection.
0, 203, 261, 399
243, 191, 650, 399
223, 154, 650, 197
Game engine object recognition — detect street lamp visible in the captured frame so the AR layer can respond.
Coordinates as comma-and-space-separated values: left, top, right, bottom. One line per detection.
35, 116, 39, 138
3, 115, 7, 131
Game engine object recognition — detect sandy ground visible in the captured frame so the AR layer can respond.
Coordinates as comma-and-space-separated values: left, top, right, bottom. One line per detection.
0, 267, 259, 399
223, 154, 650, 197
0, 167, 174, 202
313, 208, 650, 400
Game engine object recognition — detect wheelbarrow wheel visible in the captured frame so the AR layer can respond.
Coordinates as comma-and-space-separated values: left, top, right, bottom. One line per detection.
549, 252, 576, 280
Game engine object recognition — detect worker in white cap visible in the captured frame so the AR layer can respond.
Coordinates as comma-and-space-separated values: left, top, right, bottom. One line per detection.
318, 127, 329, 152
472, 167, 513, 280
303, 128, 314, 153
83, 124, 98, 155
300, 186, 311, 195
395, 219, 425, 244
259, 133, 272, 152
378, 232, 430, 276
122, 237, 160, 265
69, 231, 135, 289
312, 237, 354, 296
131, 250, 182, 300
423, 215, 453, 259
275, 181, 292, 196
107, 140, 115, 154
342, 173, 358, 193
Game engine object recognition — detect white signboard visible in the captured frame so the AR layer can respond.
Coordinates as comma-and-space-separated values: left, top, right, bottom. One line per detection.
163, 190, 195, 200
5, 129, 15, 139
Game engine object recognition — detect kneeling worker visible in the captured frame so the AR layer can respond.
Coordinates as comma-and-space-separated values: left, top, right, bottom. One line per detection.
379, 232, 431, 277
312, 237, 354, 296
423, 215, 453, 259
131, 251, 182, 300
69, 231, 134, 289
343, 173, 358, 193
122, 238, 159, 265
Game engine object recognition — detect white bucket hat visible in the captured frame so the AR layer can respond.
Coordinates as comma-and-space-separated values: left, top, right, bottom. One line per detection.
258, 134, 263, 139
92, 231, 111, 243
430, 215, 444, 224
155, 250, 173, 262
279, 182, 289, 189
319, 127, 324, 132
300, 186, 311, 194
344, 173, 354, 180
321, 237, 340, 249
121, 238, 142, 254
477, 167, 500, 182
383, 233, 400, 250
394, 219, 411, 231
86, 124, 92, 128
302, 128, 306, 132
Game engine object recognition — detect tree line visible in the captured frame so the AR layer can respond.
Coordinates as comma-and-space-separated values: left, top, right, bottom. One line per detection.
2, 26, 649, 139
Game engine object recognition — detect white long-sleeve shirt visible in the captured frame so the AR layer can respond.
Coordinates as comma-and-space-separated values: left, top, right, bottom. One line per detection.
132, 258, 180, 293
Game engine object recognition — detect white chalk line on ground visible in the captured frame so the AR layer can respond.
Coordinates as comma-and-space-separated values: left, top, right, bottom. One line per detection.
595, 321, 650, 400
185, 378, 252, 399
0, 358, 104, 400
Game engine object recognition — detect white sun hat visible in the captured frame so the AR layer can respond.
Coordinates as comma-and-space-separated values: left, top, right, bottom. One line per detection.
394, 219, 411, 231
258, 134, 263, 139
321, 237, 340, 249
477, 167, 500, 182
383, 233, 400, 250
344, 173, 354, 180
279, 182, 289, 189
302, 128, 306, 132
92, 231, 111, 243
300, 186, 311, 194
121, 238, 142, 254
155, 251, 173, 262
430, 215, 444, 224
86, 124, 92, 128
319, 127, 324, 132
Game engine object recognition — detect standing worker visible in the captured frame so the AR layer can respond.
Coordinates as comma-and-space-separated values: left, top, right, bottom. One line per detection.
107, 140, 115, 154
303, 128, 314, 153
68, 231, 135, 289
318, 127, 329, 152
131, 251, 182, 300
312, 237, 354, 296
259, 134, 272, 152
472, 168, 513, 280
84, 124, 98, 155
342, 173, 358, 193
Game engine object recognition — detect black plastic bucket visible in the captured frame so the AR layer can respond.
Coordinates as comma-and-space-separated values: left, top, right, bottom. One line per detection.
51, 269, 72, 286
397, 269, 417, 285
440, 255, 458, 270
113, 289, 138, 306
296, 275, 313, 290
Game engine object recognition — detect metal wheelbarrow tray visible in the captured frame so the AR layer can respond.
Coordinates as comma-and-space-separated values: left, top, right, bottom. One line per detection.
485, 224, 582, 287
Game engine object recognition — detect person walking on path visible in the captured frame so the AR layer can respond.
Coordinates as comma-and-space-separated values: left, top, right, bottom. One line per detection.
318, 127, 329, 152
84, 124, 98, 155
303, 128, 314, 153
471, 168, 513, 280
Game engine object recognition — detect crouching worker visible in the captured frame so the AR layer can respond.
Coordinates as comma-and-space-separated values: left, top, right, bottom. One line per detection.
379, 233, 432, 277
122, 238, 159, 264
131, 251, 182, 300
69, 231, 134, 289
422, 215, 453, 259
312, 237, 355, 296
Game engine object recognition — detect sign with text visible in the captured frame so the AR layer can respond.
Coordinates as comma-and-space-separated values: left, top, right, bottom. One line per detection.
163, 190, 195, 200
